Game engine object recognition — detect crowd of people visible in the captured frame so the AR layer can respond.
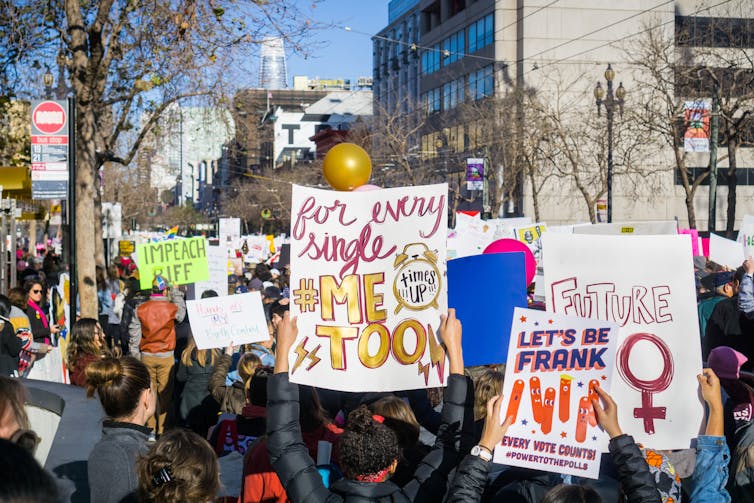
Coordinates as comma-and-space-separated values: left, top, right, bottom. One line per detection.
0, 246, 752, 503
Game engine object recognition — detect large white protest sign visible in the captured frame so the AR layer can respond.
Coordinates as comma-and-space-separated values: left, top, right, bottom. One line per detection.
543, 234, 704, 450
194, 242, 229, 298
710, 233, 745, 269
219, 217, 241, 244
186, 292, 269, 350
27, 347, 66, 383
737, 214, 754, 257
495, 307, 619, 479
573, 221, 677, 236
289, 184, 448, 392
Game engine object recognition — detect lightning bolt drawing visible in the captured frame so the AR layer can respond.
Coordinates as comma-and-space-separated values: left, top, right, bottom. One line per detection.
306, 344, 322, 370
428, 325, 446, 382
292, 337, 310, 375
418, 360, 431, 385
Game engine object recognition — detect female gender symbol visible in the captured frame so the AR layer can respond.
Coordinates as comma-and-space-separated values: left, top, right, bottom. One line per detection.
616, 333, 674, 435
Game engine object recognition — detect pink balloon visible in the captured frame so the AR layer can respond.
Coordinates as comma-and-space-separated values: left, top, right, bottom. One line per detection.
483, 239, 537, 286
353, 184, 380, 192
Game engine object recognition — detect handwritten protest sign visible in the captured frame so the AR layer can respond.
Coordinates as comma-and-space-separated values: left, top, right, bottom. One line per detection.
513, 223, 547, 262
543, 233, 704, 450
136, 237, 209, 289
186, 292, 269, 350
737, 215, 754, 257
495, 307, 618, 478
448, 253, 527, 366
289, 183, 448, 392
194, 242, 229, 298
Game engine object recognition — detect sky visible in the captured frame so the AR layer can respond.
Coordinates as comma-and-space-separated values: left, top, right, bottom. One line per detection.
285, 1, 389, 85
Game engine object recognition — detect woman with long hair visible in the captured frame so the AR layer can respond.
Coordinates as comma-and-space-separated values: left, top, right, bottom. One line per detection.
24, 279, 60, 344
86, 355, 155, 503
208, 347, 261, 415
66, 318, 107, 386
176, 334, 219, 436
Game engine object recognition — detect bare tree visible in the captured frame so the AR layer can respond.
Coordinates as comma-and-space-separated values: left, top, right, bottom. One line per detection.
0, 0, 321, 316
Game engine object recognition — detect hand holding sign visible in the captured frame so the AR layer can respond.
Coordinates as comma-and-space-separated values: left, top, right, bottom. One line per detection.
275, 313, 298, 374
440, 308, 462, 374
591, 385, 623, 439
480, 395, 514, 453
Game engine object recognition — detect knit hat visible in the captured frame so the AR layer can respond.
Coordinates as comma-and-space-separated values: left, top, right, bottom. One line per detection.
249, 278, 264, 291
152, 274, 168, 293
708, 346, 748, 379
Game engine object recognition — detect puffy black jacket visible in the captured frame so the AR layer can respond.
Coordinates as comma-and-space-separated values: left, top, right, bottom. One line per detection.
267, 372, 472, 502
445, 434, 661, 503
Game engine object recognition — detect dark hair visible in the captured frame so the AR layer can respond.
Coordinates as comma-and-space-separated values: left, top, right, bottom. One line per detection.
85, 356, 151, 419
735, 266, 746, 285
269, 300, 289, 319
0, 377, 30, 434
299, 385, 330, 433
136, 429, 219, 503
22, 279, 43, 296
541, 485, 601, 503
0, 439, 58, 503
0, 295, 11, 320
247, 366, 271, 407
7, 288, 27, 310
66, 318, 102, 368
339, 405, 400, 479
200, 289, 218, 298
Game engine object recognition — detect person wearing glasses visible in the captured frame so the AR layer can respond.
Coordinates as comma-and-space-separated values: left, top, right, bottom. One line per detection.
23, 280, 60, 344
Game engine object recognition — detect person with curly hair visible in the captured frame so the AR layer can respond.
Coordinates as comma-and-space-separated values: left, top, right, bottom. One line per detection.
85, 355, 155, 503
266, 309, 474, 501
66, 318, 107, 386
136, 428, 219, 503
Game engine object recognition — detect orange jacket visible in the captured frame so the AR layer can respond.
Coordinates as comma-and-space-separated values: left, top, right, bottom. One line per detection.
137, 299, 178, 354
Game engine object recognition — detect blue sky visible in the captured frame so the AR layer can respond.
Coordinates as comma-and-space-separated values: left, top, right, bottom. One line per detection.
286, 1, 388, 84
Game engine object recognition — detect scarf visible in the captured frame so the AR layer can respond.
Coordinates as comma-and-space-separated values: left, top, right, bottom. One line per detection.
27, 300, 49, 329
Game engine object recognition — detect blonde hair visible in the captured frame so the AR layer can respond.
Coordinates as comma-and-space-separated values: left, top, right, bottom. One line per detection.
179, 337, 217, 368
370, 395, 420, 448
474, 368, 504, 420
137, 429, 219, 503
237, 352, 261, 395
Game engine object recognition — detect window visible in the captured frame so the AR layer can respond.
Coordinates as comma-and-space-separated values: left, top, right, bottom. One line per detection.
468, 65, 493, 100
468, 14, 494, 53
422, 88, 441, 114
442, 29, 465, 65
421, 44, 441, 74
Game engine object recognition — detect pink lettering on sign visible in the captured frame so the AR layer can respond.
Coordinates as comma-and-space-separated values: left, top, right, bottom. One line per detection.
549, 278, 673, 327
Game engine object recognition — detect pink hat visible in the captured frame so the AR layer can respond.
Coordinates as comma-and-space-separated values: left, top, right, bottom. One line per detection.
708, 346, 748, 379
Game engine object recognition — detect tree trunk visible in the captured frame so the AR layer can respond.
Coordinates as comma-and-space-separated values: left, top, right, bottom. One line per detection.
685, 193, 697, 230
75, 102, 99, 318
527, 167, 540, 222
94, 181, 105, 266
726, 134, 738, 238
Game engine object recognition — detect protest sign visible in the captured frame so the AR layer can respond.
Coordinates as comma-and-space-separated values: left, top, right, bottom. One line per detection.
495, 307, 619, 478
289, 183, 448, 392
448, 253, 527, 366
194, 242, 229, 298
678, 228, 700, 257
136, 237, 209, 289
27, 347, 66, 383
573, 221, 677, 236
737, 214, 754, 257
543, 233, 704, 450
513, 223, 547, 262
710, 233, 745, 269
186, 292, 269, 350
219, 217, 241, 244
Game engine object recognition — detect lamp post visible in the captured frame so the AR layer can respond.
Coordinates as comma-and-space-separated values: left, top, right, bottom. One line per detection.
42, 67, 54, 99
594, 64, 626, 224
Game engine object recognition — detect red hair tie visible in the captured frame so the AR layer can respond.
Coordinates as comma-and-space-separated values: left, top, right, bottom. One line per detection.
372, 414, 385, 423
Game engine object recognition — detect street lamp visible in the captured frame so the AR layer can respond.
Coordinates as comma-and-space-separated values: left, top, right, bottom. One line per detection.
43, 67, 54, 99
594, 63, 626, 224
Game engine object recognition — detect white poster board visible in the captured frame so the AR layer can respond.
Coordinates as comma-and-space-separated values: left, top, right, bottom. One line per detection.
219, 217, 241, 245
543, 233, 704, 450
194, 242, 229, 298
710, 233, 745, 269
27, 347, 66, 383
186, 292, 269, 350
573, 221, 677, 236
737, 214, 754, 258
289, 184, 448, 392
495, 307, 619, 479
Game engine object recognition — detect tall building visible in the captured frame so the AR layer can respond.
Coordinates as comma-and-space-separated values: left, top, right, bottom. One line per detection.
259, 37, 288, 89
374, 0, 754, 228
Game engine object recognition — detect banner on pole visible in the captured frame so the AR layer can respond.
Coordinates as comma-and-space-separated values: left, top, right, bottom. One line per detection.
683, 100, 711, 153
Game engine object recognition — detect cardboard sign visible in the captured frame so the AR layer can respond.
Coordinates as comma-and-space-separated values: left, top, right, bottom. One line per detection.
136, 237, 209, 289
513, 223, 547, 262
289, 184, 448, 392
219, 217, 241, 244
573, 221, 677, 236
447, 253, 527, 366
194, 242, 229, 298
495, 307, 619, 479
118, 240, 135, 256
710, 233, 745, 269
186, 292, 269, 350
543, 233, 704, 450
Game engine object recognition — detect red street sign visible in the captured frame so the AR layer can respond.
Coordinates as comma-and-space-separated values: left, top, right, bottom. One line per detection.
31, 135, 68, 145
32, 101, 67, 135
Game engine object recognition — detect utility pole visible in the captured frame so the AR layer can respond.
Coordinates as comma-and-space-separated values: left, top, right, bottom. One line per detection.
708, 82, 719, 232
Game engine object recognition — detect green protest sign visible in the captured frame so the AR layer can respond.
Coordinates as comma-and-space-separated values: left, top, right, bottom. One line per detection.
136, 237, 209, 289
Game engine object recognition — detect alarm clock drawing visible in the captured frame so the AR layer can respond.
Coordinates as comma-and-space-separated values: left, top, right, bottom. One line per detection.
393, 243, 442, 314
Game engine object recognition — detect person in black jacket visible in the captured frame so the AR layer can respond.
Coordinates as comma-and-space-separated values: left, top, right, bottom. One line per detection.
445, 384, 661, 503
267, 309, 473, 502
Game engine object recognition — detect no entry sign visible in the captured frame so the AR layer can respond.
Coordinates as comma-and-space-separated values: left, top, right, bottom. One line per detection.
32, 101, 67, 135
31, 100, 70, 199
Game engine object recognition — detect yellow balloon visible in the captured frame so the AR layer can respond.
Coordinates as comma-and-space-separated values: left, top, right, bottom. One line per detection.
322, 143, 372, 191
